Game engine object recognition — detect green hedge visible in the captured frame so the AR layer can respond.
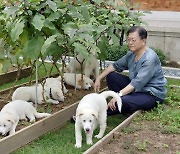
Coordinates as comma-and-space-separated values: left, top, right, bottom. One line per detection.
106, 45, 166, 66
106, 44, 129, 61
151, 47, 166, 66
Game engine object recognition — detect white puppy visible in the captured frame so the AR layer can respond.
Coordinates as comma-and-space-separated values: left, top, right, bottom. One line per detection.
75, 90, 122, 148
63, 73, 94, 90
65, 54, 99, 79
12, 78, 67, 104
0, 100, 51, 136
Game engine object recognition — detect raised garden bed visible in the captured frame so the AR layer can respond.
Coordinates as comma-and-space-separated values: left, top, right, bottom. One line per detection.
0, 68, 110, 153
0, 68, 136, 153
0, 66, 31, 85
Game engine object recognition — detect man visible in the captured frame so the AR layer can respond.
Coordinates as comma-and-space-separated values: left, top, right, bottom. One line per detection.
94, 26, 167, 115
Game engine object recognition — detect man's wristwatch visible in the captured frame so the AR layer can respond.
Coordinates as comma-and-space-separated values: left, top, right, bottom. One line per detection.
119, 91, 123, 97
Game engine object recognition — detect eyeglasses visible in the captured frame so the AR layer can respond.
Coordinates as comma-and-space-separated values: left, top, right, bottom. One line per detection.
127, 39, 136, 44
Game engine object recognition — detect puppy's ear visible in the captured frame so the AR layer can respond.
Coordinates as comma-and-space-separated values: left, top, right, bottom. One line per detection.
78, 79, 84, 88
7, 116, 17, 124
76, 109, 84, 117
76, 112, 84, 118
92, 111, 98, 119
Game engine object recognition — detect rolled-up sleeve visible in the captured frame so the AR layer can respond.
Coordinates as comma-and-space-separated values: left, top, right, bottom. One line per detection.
113, 52, 131, 72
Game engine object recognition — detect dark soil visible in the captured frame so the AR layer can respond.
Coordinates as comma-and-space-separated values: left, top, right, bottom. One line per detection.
97, 121, 180, 154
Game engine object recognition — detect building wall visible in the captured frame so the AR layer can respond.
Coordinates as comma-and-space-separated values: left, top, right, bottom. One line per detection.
141, 11, 180, 63
132, 0, 180, 11
146, 28, 180, 62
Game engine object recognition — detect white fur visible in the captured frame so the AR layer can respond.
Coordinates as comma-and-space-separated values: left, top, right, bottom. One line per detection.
65, 54, 99, 79
0, 100, 51, 136
62, 73, 94, 90
75, 90, 122, 148
12, 78, 68, 104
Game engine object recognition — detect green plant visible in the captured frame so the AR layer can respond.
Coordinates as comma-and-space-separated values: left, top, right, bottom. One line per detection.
106, 44, 129, 61
151, 47, 166, 66
135, 139, 149, 151
0, 0, 145, 76
134, 79, 180, 134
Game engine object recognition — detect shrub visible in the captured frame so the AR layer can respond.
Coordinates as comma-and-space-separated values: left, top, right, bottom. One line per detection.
106, 45, 166, 66
151, 47, 166, 66
106, 44, 129, 61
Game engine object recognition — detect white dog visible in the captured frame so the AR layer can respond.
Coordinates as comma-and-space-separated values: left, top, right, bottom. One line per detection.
65, 54, 99, 80
62, 73, 94, 90
0, 100, 51, 136
12, 78, 68, 104
75, 90, 122, 148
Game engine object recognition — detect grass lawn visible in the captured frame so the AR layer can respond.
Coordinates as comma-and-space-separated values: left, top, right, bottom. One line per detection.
134, 78, 180, 134
12, 114, 126, 154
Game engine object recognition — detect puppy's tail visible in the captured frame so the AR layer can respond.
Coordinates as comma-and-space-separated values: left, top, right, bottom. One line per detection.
34, 112, 51, 119
100, 90, 122, 112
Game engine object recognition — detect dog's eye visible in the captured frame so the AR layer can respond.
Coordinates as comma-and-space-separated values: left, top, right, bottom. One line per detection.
4, 124, 7, 127
89, 120, 92, 122
83, 120, 86, 122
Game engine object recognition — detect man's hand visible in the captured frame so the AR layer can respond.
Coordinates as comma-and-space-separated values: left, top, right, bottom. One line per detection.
94, 78, 100, 92
108, 98, 117, 111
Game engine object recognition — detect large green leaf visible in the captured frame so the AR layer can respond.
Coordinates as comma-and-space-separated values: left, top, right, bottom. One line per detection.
41, 35, 58, 55
44, 20, 56, 30
110, 33, 120, 46
97, 36, 109, 60
23, 37, 44, 60
46, 0, 57, 12
68, 5, 83, 20
63, 22, 77, 38
3, 6, 19, 18
19, 28, 29, 46
47, 12, 61, 22
11, 20, 25, 42
45, 42, 64, 61
73, 42, 88, 57
79, 6, 90, 23
96, 25, 109, 34
31, 14, 45, 31
78, 33, 93, 42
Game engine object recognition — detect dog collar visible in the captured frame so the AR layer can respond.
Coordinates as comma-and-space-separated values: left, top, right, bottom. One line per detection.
49, 88, 56, 100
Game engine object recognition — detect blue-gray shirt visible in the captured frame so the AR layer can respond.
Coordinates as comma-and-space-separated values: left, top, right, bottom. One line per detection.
113, 47, 167, 100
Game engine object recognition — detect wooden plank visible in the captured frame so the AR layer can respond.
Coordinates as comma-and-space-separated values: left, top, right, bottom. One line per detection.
0, 67, 31, 85
84, 110, 141, 154
0, 102, 79, 154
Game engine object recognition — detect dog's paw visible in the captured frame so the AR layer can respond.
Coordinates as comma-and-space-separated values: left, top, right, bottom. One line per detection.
87, 140, 93, 145
75, 143, 82, 148
95, 134, 103, 139
9, 130, 15, 135
52, 101, 59, 104
29, 119, 36, 123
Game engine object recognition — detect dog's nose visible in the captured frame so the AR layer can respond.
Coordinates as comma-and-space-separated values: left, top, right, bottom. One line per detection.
86, 128, 90, 132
